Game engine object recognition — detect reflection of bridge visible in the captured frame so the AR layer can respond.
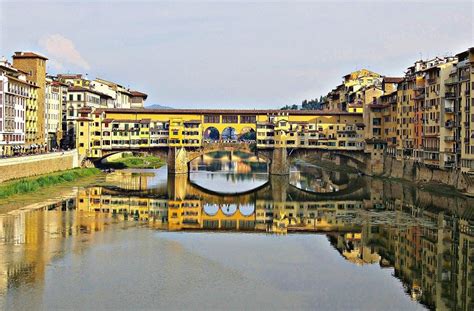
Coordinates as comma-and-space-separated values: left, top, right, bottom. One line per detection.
77, 108, 380, 175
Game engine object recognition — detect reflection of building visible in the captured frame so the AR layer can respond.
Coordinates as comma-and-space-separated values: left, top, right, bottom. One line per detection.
104, 171, 152, 191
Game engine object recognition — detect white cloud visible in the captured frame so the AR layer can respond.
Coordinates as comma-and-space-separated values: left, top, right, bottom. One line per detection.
39, 34, 90, 70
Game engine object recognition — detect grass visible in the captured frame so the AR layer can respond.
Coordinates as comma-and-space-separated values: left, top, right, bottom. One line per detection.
107, 154, 164, 169
0, 168, 100, 199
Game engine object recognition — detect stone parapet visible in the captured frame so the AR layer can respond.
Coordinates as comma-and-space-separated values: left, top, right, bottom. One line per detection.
0, 150, 79, 183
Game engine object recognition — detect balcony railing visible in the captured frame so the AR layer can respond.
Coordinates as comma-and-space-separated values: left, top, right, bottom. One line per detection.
444, 107, 454, 113
445, 77, 458, 85
444, 136, 455, 142
445, 121, 454, 128
444, 161, 455, 168
445, 92, 456, 99
460, 73, 470, 81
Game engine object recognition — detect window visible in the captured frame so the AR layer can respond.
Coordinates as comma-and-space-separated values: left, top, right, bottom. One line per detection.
222, 116, 239, 123
204, 115, 220, 123
241, 115, 256, 123
69, 94, 73, 101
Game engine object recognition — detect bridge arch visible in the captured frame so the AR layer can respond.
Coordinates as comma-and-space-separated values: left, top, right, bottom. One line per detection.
186, 142, 269, 164
203, 126, 220, 141
203, 204, 219, 216
222, 127, 237, 140
238, 127, 256, 141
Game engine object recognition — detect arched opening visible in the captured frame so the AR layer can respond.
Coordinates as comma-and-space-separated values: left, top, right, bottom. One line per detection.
221, 127, 237, 141
221, 204, 238, 216
203, 127, 220, 142
239, 128, 256, 142
203, 204, 219, 216
239, 204, 255, 216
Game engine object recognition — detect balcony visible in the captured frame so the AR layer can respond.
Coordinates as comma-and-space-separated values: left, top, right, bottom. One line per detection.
444, 106, 454, 113
445, 92, 456, 99
445, 121, 454, 129
460, 73, 470, 81
414, 93, 425, 100
445, 77, 458, 85
444, 136, 455, 142
428, 77, 437, 84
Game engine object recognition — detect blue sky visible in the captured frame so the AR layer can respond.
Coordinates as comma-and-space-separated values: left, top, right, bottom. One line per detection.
1, 0, 472, 109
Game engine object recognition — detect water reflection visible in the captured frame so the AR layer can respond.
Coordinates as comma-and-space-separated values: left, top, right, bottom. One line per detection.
1, 162, 474, 310
189, 151, 268, 194
290, 161, 361, 193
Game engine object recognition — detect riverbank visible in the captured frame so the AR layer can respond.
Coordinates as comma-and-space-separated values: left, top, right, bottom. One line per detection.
298, 156, 469, 198
0, 168, 100, 200
0, 150, 80, 183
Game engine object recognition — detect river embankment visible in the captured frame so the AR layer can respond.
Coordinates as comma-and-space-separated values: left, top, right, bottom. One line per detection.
0, 150, 80, 183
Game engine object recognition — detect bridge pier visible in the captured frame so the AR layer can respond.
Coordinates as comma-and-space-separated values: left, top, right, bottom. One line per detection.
269, 147, 290, 175
168, 147, 188, 174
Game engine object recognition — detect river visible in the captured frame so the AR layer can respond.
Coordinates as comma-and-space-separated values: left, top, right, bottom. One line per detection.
1, 151, 473, 310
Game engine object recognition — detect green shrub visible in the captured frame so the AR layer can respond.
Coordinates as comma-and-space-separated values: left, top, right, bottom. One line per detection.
0, 168, 100, 199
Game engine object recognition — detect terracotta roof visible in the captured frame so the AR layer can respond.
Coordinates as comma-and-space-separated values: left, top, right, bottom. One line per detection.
95, 108, 362, 116
383, 77, 404, 84
130, 91, 148, 99
57, 74, 83, 79
51, 81, 69, 87
12, 51, 48, 60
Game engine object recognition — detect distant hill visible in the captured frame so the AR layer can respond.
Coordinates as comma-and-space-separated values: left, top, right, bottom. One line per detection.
145, 104, 173, 109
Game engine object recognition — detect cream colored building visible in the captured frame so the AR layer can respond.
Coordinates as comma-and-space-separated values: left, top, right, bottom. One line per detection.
45, 77, 68, 149
455, 48, 474, 172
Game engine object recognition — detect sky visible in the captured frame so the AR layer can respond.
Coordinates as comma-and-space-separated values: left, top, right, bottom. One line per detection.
1, 0, 473, 109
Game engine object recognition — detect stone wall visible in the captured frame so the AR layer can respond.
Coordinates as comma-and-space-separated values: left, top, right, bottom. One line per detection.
0, 150, 79, 183
381, 155, 474, 195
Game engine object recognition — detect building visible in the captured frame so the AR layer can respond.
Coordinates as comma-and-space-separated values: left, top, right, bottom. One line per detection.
421, 57, 457, 168
63, 86, 113, 149
90, 78, 132, 109
130, 91, 147, 109
12, 51, 48, 152
45, 77, 68, 149
0, 59, 38, 156
75, 108, 366, 158
454, 48, 474, 172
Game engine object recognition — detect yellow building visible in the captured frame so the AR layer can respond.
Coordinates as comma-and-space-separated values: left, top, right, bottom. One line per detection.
0, 59, 38, 156
77, 108, 365, 158
12, 52, 48, 152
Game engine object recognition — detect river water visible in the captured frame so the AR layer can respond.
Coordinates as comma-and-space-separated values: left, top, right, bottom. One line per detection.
1, 151, 473, 310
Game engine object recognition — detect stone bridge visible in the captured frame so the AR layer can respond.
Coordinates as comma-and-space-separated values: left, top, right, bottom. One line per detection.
96, 142, 374, 175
